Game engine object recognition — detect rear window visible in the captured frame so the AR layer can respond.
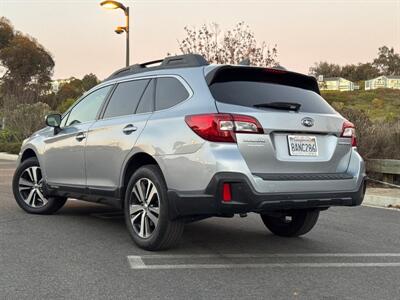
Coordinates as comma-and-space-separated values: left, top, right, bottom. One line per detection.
208, 67, 335, 114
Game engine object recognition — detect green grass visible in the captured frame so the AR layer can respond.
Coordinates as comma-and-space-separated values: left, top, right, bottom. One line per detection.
321, 88, 400, 122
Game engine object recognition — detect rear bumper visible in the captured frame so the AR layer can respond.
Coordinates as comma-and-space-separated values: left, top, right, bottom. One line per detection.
167, 172, 366, 219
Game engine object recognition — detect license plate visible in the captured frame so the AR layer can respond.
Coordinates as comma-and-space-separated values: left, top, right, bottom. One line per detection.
288, 135, 318, 156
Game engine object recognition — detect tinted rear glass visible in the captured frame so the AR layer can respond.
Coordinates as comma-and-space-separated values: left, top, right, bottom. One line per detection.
208, 67, 335, 114
209, 81, 335, 114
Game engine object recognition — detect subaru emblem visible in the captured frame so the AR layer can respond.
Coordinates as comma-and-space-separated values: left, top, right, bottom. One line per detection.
301, 117, 314, 127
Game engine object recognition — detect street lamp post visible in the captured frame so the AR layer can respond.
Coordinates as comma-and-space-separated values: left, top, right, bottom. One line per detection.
100, 1, 130, 67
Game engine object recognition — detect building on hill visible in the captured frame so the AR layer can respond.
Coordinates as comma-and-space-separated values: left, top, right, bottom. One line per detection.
318, 76, 355, 92
365, 75, 400, 90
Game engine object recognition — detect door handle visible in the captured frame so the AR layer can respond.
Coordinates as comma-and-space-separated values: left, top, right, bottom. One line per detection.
122, 124, 138, 134
75, 132, 86, 141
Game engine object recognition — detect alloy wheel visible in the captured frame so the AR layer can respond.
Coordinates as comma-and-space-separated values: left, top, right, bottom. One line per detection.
18, 166, 48, 208
129, 178, 160, 238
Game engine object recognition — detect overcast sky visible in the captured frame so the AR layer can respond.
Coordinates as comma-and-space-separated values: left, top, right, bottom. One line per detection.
2, 0, 399, 79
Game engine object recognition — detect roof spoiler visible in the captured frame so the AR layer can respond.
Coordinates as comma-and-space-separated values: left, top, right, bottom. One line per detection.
206, 65, 320, 94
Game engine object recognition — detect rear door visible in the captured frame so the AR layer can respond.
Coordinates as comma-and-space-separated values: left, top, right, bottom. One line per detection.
208, 67, 352, 175
85, 78, 155, 192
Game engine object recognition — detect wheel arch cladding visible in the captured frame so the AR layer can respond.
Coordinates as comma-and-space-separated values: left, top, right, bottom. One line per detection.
121, 152, 165, 199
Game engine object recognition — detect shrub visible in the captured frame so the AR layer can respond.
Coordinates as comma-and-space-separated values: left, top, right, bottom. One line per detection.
371, 98, 384, 109
385, 112, 399, 123
0, 128, 19, 143
5, 102, 51, 141
332, 101, 344, 110
339, 108, 400, 159
56, 98, 75, 113
0, 142, 22, 154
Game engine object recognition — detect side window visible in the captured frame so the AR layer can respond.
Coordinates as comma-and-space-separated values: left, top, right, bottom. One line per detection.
103, 79, 149, 119
155, 77, 189, 111
66, 86, 112, 126
136, 79, 155, 114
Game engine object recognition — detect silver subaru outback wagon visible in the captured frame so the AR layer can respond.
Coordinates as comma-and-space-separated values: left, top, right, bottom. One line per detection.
12, 54, 366, 250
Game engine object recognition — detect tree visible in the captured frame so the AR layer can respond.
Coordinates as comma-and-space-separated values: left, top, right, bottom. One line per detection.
0, 17, 13, 48
54, 75, 99, 109
41, 74, 100, 110
310, 62, 380, 82
57, 98, 75, 113
373, 46, 400, 75
0, 34, 54, 85
177, 22, 278, 66
57, 78, 84, 100
339, 64, 357, 80
82, 73, 100, 91
352, 63, 380, 81
0, 18, 54, 109
340, 63, 380, 82
309, 62, 341, 78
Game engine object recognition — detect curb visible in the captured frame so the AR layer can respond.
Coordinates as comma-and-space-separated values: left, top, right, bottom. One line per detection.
363, 194, 400, 209
0, 152, 18, 161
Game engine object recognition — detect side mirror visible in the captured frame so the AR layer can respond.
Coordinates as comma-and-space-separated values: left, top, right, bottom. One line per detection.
45, 114, 61, 127
45, 114, 62, 134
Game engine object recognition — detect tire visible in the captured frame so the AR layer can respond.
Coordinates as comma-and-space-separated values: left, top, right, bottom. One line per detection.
12, 157, 67, 214
260, 210, 320, 237
124, 165, 184, 251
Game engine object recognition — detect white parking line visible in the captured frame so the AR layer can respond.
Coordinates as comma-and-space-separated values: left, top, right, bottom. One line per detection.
127, 253, 400, 270
128, 262, 400, 270
132, 253, 400, 259
129, 256, 146, 268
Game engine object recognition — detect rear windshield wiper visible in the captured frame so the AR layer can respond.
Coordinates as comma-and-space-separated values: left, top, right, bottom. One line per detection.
253, 102, 301, 111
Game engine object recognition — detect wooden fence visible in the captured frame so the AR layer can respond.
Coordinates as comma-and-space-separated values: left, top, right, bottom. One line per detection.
367, 159, 400, 184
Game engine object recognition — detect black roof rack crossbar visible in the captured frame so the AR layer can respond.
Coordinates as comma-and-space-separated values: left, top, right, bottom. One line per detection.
106, 54, 209, 81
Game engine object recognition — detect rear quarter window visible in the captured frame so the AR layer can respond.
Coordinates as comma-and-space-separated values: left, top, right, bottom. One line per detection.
155, 77, 189, 111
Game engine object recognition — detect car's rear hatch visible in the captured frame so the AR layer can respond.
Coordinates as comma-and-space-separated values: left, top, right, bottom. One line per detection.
207, 66, 353, 177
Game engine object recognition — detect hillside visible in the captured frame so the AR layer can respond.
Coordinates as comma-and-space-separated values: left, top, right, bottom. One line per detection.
321, 89, 400, 122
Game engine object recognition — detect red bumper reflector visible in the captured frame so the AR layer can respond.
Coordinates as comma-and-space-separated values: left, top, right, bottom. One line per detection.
222, 183, 232, 202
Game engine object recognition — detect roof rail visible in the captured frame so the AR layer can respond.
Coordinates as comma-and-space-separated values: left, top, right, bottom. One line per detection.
106, 54, 209, 81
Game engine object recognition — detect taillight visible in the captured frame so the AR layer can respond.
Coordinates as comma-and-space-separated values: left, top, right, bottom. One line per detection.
185, 113, 263, 143
341, 121, 357, 147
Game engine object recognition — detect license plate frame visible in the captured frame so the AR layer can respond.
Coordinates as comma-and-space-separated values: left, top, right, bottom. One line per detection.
287, 135, 318, 156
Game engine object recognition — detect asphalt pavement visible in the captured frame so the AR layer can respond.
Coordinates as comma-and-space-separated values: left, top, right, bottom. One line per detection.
1, 160, 400, 299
